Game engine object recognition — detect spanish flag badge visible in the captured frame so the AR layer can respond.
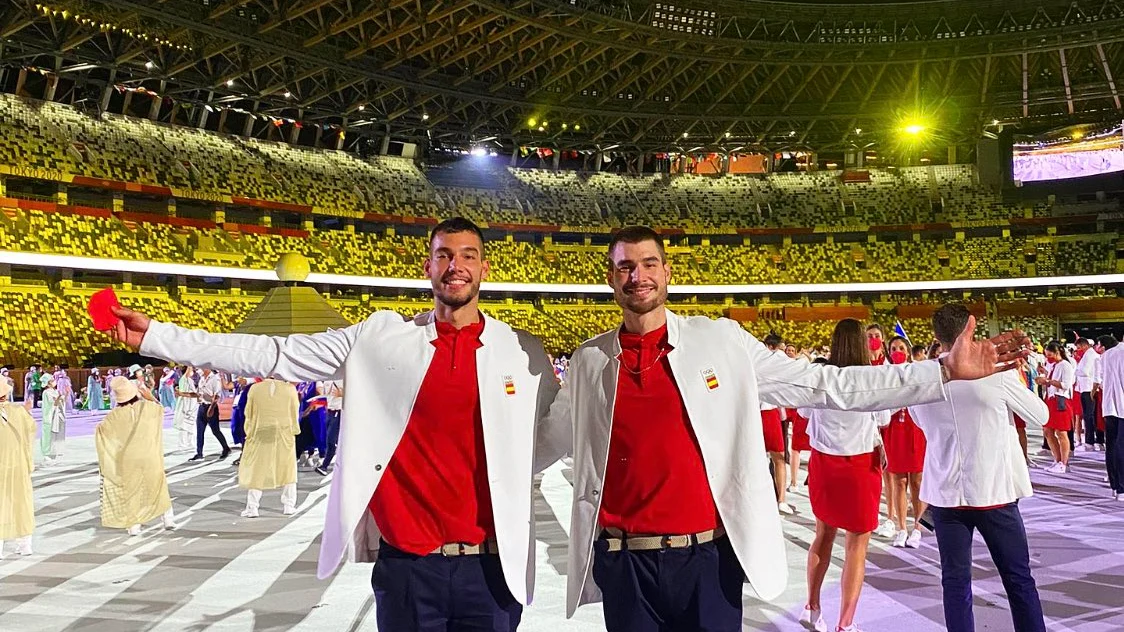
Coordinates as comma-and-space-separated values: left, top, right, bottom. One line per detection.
701, 368, 719, 391
503, 375, 516, 396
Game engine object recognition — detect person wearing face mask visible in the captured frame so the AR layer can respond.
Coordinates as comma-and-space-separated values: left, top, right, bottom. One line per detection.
1038, 341, 1076, 474
882, 336, 928, 549
866, 324, 897, 540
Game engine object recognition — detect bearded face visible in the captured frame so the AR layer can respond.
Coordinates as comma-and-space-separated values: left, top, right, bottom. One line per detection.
424, 230, 490, 310
607, 240, 670, 317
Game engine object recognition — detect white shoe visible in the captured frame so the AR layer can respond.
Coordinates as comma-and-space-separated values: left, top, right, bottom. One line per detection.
787, 485, 799, 494
310, 455, 322, 468
1047, 462, 1068, 474
127, 525, 141, 536
298, 454, 309, 467
15, 543, 32, 556
836, 626, 865, 632
875, 519, 896, 539
906, 529, 922, 548
891, 530, 908, 547
800, 606, 828, 632
778, 502, 795, 515
1075, 444, 1088, 453
241, 508, 259, 518
163, 517, 178, 531
282, 505, 296, 516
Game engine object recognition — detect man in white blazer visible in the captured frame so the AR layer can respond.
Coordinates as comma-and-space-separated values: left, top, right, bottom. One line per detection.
909, 304, 1048, 632
107, 218, 568, 632
558, 226, 1031, 631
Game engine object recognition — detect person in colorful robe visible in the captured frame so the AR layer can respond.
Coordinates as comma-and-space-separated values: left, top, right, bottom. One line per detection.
86, 368, 105, 411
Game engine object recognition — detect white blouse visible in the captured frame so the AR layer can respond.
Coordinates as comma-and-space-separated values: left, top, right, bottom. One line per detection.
1044, 360, 1075, 400
798, 406, 890, 457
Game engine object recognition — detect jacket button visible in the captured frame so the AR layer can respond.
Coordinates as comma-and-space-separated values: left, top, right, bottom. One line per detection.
591, 489, 599, 497
375, 464, 382, 471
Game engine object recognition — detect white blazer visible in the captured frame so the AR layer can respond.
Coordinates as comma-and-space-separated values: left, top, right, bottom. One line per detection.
561, 310, 949, 617
909, 368, 1048, 508
140, 310, 567, 605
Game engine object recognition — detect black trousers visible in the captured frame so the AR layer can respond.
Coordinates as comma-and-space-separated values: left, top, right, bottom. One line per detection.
592, 536, 743, 632
322, 410, 341, 468
195, 403, 230, 457
1081, 392, 1104, 445
1106, 416, 1124, 494
371, 541, 521, 632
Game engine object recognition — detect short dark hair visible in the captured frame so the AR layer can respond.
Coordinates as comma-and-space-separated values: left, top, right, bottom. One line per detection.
764, 333, 784, 349
829, 318, 869, 368
429, 217, 485, 253
932, 303, 972, 347
1076, 338, 1091, 347
1096, 334, 1118, 350
911, 344, 926, 357
607, 226, 665, 265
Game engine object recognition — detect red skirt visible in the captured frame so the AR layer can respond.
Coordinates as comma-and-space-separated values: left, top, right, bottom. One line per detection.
788, 409, 811, 452
1044, 396, 1073, 431
809, 449, 882, 533
884, 410, 926, 474
1013, 414, 1027, 430
762, 408, 784, 453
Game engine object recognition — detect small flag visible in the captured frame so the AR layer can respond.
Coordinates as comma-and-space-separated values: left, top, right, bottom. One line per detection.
702, 368, 719, 391
503, 375, 516, 396
893, 321, 910, 343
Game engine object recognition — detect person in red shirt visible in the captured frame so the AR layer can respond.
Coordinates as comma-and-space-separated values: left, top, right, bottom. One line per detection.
106, 218, 561, 632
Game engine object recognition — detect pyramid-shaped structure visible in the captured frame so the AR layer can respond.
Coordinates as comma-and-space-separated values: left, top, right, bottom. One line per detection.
232, 253, 352, 335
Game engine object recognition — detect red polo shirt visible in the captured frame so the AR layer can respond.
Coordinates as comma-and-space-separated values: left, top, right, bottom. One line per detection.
367, 319, 495, 555
598, 324, 719, 535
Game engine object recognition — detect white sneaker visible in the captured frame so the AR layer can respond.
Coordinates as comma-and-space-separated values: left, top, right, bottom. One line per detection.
282, 505, 296, 516
1046, 462, 1068, 474
1075, 444, 1088, 453
787, 485, 799, 494
15, 542, 32, 556
836, 626, 865, 632
891, 530, 908, 547
800, 606, 828, 632
241, 508, 259, 518
310, 454, 322, 468
906, 529, 923, 548
298, 453, 309, 467
875, 519, 897, 539
163, 517, 178, 531
127, 525, 141, 536
778, 502, 795, 515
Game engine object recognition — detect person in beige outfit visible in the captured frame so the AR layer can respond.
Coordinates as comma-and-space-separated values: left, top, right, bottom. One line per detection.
95, 377, 178, 536
0, 377, 36, 558
239, 378, 301, 518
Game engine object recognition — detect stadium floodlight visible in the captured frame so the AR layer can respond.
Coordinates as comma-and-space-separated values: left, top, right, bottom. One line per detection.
226, 79, 235, 87
283, 91, 292, 98
527, 117, 537, 127
470, 147, 487, 157
573, 124, 580, 131
682, 132, 689, 138
903, 123, 925, 135
725, 132, 732, 138
144, 61, 155, 70
357, 104, 365, 111
422, 113, 430, 120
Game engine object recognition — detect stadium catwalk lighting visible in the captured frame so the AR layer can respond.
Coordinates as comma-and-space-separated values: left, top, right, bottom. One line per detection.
3, 251, 1122, 296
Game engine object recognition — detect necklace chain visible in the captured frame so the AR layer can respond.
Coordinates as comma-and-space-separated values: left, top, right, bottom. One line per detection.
620, 348, 668, 375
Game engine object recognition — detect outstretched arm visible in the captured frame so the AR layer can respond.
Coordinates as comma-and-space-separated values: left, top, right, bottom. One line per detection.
111, 306, 372, 383
749, 315, 1030, 412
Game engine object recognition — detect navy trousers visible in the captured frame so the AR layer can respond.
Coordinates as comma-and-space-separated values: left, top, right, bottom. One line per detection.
592, 536, 743, 632
371, 541, 521, 632
1107, 416, 1124, 494
321, 410, 341, 469
1080, 392, 1104, 445
930, 504, 1045, 632
195, 403, 229, 457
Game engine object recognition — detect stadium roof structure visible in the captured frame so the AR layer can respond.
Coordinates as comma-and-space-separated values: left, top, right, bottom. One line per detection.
4, 0, 1124, 153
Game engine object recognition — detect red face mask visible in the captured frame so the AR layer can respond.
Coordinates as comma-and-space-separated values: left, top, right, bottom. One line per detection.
890, 351, 908, 365
868, 337, 883, 352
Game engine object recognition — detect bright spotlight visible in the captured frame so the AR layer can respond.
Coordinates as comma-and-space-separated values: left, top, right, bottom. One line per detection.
573, 124, 580, 131
283, 91, 292, 98
527, 117, 537, 127
144, 61, 155, 70
470, 147, 487, 157
422, 113, 429, 121
226, 79, 235, 87
903, 123, 925, 136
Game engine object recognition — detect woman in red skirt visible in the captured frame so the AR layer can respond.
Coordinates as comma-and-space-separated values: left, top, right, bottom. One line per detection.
800, 319, 890, 632
883, 336, 928, 549
787, 406, 811, 494
1037, 341, 1076, 474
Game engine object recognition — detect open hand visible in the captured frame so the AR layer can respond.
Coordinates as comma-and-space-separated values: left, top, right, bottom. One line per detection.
945, 315, 1031, 381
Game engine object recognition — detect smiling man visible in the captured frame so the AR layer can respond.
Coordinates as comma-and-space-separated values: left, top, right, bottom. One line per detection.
103, 217, 567, 632
557, 225, 1032, 631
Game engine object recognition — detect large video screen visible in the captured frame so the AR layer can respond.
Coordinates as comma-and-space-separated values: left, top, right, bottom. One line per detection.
1013, 124, 1124, 182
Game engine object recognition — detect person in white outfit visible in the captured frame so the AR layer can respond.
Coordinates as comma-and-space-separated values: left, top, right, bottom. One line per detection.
1074, 338, 1103, 451
1038, 341, 1076, 473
